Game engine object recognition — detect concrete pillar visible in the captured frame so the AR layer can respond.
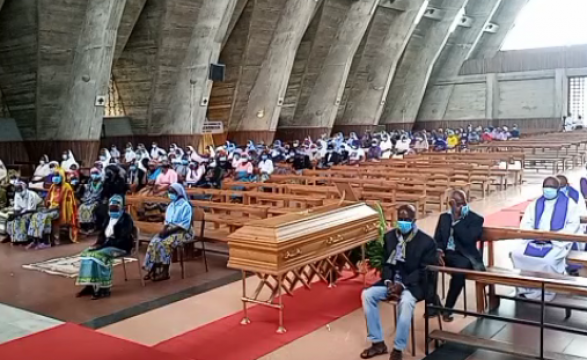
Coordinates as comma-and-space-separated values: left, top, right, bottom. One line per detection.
113, 0, 147, 63
486, 73, 499, 121
417, 0, 501, 129
333, 0, 428, 134
380, 0, 469, 131
468, 0, 529, 59
48, 0, 126, 166
229, 0, 320, 145
554, 68, 567, 120
278, 0, 378, 140
161, 0, 237, 148
222, 0, 249, 49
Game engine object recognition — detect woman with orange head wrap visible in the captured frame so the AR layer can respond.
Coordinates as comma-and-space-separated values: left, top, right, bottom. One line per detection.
27, 167, 78, 249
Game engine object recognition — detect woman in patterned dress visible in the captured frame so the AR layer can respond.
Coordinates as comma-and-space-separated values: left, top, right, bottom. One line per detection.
7, 180, 42, 244
78, 168, 103, 233
143, 183, 193, 281
76, 195, 134, 299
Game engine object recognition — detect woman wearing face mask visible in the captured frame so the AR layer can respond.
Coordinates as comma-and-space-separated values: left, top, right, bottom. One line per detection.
60, 150, 79, 172
143, 183, 193, 281
154, 160, 178, 195
76, 195, 134, 299
258, 152, 274, 182
78, 168, 103, 234
124, 143, 137, 164
6, 181, 42, 244
28, 168, 78, 249
30, 155, 51, 189
185, 162, 204, 188
234, 154, 254, 181
127, 159, 147, 193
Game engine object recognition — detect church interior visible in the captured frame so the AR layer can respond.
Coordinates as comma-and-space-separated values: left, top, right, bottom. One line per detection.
1, 0, 587, 359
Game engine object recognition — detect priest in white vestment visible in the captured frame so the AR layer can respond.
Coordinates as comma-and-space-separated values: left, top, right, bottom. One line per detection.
511, 176, 581, 301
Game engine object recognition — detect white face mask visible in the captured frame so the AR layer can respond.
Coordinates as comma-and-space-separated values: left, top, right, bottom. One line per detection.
62, 155, 68, 160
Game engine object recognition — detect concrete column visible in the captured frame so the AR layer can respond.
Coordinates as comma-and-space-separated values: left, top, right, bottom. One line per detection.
229, 0, 320, 145
222, 0, 249, 49
417, 0, 501, 127
469, 0, 529, 59
333, 0, 428, 134
51, 0, 126, 165
486, 73, 499, 121
380, 0, 469, 130
554, 68, 567, 118
113, 0, 148, 63
282, 0, 378, 136
161, 0, 237, 147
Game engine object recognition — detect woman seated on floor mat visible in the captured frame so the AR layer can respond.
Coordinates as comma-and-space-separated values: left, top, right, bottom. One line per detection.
143, 183, 193, 282
76, 195, 135, 300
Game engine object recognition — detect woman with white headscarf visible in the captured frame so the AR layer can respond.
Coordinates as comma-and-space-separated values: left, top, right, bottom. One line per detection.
31, 155, 50, 187
99, 148, 112, 168
124, 143, 137, 164
7, 180, 42, 244
60, 150, 79, 171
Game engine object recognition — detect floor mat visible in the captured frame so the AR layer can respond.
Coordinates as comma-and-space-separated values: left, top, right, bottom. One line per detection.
155, 275, 373, 360
0, 323, 192, 360
22, 255, 136, 278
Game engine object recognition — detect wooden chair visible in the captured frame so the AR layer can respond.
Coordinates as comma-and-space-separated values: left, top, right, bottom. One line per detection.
177, 207, 208, 279
116, 226, 145, 287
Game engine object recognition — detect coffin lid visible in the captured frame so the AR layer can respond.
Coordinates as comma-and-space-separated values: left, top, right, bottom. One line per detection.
227, 203, 378, 244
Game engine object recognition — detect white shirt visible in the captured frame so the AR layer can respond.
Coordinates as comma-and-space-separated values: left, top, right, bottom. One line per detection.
258, 159, 274, 175
14, 190, 42, 212
520, 196, 581, 249
186, 167, 205, 184
124, 150, 137, 163
349, 148, 365, 161
395, 138, 411, 153
105, 217, 120, 238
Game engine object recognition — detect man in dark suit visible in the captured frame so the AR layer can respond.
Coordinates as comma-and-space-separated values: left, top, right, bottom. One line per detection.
434, 190, 484, 322
360, 205, 438, 360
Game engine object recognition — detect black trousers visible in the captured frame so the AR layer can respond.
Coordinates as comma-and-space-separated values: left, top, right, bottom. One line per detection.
444, 251, 473, 310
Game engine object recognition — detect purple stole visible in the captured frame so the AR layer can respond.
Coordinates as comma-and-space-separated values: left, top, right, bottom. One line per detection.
565, 186, 579, 203
524, 195, 569, 258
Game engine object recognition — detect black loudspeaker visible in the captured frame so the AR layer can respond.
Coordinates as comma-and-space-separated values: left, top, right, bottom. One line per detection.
209, 63, 226, 82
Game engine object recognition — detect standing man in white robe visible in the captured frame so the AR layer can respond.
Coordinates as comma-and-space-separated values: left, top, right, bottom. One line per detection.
511, 176, 580, 301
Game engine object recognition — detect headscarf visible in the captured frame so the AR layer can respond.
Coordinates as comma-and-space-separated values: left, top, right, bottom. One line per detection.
170, 182, 189, 200
0, 159, 6, 183
105, 195, 125, 237
14, 180, 41, 212
60, 150, 78, 171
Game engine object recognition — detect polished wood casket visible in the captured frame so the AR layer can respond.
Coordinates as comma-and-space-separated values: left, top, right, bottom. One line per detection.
227, 203, 380, 276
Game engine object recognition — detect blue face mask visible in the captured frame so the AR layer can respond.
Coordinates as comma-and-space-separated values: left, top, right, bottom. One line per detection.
461, 204, 470, 217
71, 179, 79, 186
129, 165, 137, 172
168, 193, 178, 201
109, 211, 123, 219
182, 160, 189, 165
397, 220, 414, 235
543, 187, 558, 200
52, 176, 62, 184
91, 173, 101, 181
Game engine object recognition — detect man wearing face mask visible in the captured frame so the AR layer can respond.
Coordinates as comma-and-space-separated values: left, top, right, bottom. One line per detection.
433, 190, 484, 322
511, 177, 581, 301
360, 205, 437, 360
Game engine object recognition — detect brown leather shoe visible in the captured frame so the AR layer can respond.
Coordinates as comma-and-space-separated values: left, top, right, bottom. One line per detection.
390, 349, 402, 360
360, 342, 388, 359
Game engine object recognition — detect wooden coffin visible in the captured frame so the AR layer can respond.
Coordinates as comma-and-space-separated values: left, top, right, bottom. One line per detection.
227, 203, 380, 275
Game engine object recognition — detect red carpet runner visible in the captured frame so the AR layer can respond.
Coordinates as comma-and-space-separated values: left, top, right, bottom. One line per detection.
0, 323, 191, 360
155, 275, 372, 360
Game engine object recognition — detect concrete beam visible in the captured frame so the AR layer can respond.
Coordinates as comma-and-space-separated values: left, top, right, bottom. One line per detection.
58, 0, 127, 141
113, 0, 203, 135
380, 0, 468, 129
113, 0, 147, 64
334, 0, 428, 131
468, 0, 529, 59
222, 0, 249, 49
162, 0, 237, 144
229, 0, 320, 144
417, 0, 501, 123
290, 0, 379, 134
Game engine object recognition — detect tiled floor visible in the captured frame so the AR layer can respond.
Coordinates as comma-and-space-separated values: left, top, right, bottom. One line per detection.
0, 304, 61, 345
2, 168, 586, 360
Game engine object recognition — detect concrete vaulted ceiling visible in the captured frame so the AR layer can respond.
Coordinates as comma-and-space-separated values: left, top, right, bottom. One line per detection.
0, 0, 533, 162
